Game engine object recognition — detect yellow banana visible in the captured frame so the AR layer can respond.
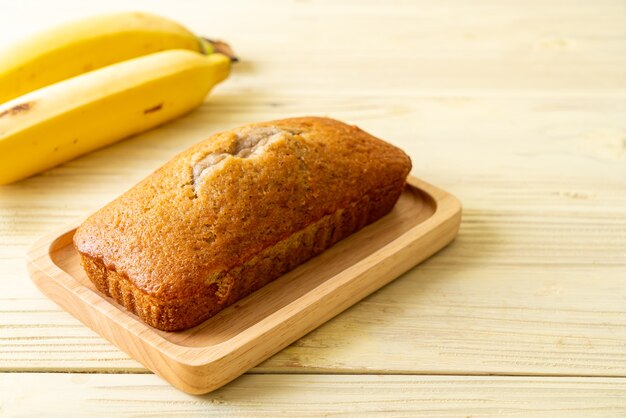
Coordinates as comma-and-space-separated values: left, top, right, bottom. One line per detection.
0, 49, 231, 185
0, 12, 214, 104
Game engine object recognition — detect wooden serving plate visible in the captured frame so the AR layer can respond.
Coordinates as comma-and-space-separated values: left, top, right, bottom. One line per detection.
27, 176, 461, 394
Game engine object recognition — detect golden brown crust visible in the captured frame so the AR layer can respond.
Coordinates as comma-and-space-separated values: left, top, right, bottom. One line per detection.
74, 117, 411, 331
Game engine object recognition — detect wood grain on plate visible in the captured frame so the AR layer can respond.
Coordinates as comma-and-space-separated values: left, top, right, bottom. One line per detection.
27, 177, 461, 394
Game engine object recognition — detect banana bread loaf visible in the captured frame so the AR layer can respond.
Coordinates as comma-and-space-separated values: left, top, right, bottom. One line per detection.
74, 117, 412, 331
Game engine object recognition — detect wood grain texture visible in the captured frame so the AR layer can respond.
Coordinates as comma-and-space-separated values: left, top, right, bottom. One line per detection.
1, 0, 625, 412
1, 373, 625, 417
26, 179, 461, 394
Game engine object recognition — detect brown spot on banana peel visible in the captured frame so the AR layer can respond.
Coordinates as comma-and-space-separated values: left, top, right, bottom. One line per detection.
202, 38, 239, 62
143, 103, 163, 114
0, 101, 35, 118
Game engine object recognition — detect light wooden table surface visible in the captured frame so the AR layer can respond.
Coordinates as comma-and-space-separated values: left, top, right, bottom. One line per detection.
2, 0, 626, 416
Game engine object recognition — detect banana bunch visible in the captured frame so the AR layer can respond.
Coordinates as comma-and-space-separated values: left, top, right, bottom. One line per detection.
0, 12, 235, 184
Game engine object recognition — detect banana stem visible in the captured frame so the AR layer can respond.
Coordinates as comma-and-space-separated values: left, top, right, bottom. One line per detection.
202, 38, 238, 62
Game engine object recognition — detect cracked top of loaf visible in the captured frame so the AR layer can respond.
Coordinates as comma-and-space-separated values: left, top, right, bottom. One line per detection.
73, 117, 412, 301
